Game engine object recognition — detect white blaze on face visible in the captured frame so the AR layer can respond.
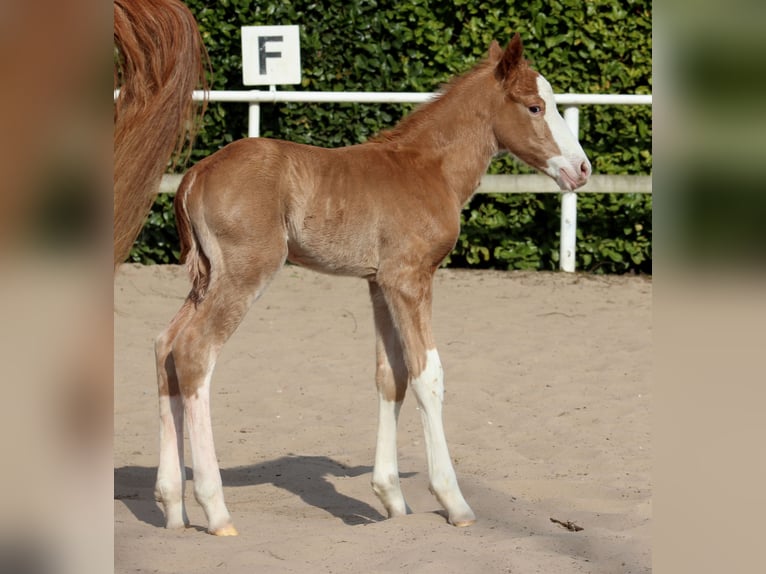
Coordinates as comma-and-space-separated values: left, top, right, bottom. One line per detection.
536, 75, 592, 191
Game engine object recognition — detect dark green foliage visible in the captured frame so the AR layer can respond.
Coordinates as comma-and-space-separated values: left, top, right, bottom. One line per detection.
576, 193, 652, 274
129, 0, 652, 274
129, 193, 180, 264
449, 192, 652, 274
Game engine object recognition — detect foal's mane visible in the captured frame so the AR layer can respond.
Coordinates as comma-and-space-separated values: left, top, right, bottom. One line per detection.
371, 58, 495, 144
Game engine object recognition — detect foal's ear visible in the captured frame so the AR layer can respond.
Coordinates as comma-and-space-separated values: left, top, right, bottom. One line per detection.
488, 40, 503, 61
495, 33, 524, 81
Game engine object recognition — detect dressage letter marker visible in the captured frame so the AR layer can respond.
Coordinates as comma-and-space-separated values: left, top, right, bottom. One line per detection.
258, 36, 283, 75
242, 25, 301, 86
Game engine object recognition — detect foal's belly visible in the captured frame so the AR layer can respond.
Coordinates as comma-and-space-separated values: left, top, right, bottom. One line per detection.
285, 222, 380, 279
286, 241, 378, 279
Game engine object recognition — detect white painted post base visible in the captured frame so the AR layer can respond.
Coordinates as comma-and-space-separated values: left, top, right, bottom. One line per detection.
560, 106, 581, 272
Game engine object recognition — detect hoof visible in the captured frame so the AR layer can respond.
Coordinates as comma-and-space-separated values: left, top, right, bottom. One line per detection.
449, 508, 477, 527
165, 519, 189, 530
209, 524, 239, 536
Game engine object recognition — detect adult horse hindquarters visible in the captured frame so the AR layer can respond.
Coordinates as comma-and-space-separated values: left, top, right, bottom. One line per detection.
155, 34, 591, 535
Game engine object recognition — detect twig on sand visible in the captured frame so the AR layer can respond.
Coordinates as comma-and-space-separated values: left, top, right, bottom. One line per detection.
550, 517, 584, 532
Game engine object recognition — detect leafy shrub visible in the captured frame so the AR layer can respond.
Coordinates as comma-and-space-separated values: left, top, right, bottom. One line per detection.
129, 193, 179, 264
128, 0, 652, 274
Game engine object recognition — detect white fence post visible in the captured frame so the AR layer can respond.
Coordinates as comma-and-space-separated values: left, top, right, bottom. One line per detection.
248, 101, 260, 137
560, 106, 580, 272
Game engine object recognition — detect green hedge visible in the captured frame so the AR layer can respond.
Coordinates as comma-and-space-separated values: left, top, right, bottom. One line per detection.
129, 0, 652, 273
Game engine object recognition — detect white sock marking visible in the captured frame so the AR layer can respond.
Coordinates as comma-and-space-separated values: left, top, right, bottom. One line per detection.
410, 349, 474, 524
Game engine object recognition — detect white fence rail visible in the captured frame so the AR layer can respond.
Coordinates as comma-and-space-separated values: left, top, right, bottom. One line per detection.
141, 89, 652, 271
160, 173, 652, 195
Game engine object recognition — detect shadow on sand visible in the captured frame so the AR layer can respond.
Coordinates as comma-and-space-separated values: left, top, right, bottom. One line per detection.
115, 455, 415, 528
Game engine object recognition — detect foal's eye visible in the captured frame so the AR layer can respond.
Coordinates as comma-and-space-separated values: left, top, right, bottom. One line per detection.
528, 105, 543, 115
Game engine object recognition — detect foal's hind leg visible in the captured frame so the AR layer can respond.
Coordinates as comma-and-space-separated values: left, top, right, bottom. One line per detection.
154, 299, 196, 529
368, 282, 411, 518
172, 248, 286, 535
375, 270, 476, 526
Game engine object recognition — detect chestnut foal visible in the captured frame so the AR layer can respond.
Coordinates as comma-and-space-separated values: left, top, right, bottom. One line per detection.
154, 34, 591, 535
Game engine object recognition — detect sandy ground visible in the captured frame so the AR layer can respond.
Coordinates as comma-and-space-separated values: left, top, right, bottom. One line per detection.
115, 264, 651, 573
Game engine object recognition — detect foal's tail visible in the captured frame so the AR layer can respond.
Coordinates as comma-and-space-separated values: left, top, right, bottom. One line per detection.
174, 172, 210, 304
113, 0, 209, 271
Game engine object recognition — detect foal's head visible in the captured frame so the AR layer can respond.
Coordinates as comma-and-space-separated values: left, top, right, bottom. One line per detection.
489, 34, 591, 191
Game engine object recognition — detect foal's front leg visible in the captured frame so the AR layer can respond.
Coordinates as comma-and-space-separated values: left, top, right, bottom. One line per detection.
369, 282, 411, 518
377, 277, 476, 526
409, 347, 476, 526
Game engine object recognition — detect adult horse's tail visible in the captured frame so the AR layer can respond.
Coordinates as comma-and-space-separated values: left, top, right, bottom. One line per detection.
113, 0, 209, 271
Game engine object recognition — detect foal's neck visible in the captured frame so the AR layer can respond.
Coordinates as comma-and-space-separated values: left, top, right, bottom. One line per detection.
380, 66, 500, 206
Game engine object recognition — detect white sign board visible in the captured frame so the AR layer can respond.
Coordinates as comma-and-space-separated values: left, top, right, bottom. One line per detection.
241, 25, 301, 86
